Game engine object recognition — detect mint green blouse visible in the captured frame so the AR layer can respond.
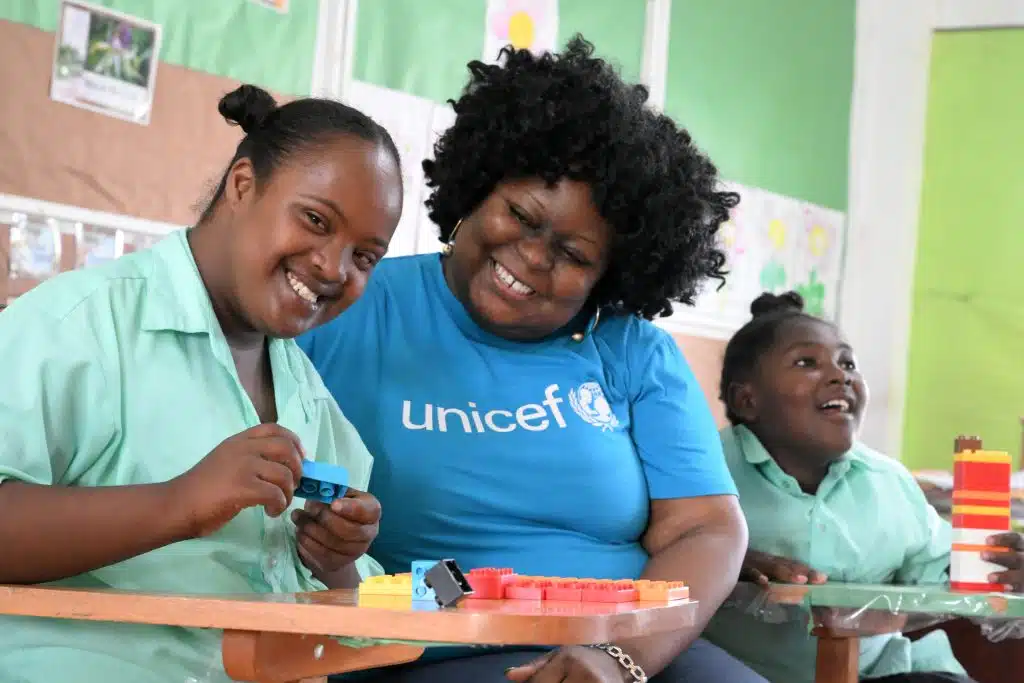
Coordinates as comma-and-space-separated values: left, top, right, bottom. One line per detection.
0, 230, 380, 683
704, 425, 964, 682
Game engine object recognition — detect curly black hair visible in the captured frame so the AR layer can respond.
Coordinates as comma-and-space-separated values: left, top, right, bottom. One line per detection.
422, 35, 738, 320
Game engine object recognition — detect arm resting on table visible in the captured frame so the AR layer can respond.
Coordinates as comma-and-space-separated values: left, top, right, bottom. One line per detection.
615, 494, 748, 677
0, 480, 189, 584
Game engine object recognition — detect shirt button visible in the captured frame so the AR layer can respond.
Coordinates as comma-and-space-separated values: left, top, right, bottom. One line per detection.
269, 557, 278, 568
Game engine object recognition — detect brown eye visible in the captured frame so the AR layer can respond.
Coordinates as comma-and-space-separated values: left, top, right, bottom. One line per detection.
795, 357, 816, 368
305, 211, 326, 231
354, 252, 377, 270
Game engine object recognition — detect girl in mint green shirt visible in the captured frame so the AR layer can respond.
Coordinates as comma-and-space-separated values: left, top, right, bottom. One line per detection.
705, 291, 1024, 683
0, 84, 402, 683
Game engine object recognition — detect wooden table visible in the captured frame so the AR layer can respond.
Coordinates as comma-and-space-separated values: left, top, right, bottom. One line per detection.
752, 582, 1024, 683
0, 585, 698, 682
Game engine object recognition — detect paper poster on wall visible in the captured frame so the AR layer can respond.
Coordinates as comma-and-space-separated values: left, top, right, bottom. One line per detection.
688, 184, 846, 330
8, 215, 61, 280
484, 0, 559, 62
50, 1, 161, 125
75, 224, 124, 268
344, 81, 436, 259
249, 0, 289, 13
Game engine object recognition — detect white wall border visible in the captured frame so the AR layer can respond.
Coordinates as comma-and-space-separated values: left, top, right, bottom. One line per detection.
0, 194, 184, 236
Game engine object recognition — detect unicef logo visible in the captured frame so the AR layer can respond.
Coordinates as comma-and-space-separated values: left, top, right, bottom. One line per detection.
568, 382, 619, 431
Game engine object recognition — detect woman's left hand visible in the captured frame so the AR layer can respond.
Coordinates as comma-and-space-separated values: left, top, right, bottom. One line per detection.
983, 532, 1024, 592
291, 489, 380, 574
505, 646, 631, 682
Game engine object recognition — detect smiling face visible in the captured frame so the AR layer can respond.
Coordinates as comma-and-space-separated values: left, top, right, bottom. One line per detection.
443, 178, 612, 341
221, 135, 402, 339
732, 317, 868, 463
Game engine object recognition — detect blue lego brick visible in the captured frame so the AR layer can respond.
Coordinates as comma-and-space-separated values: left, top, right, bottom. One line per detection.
411, 560, 437, 602
294, 460, 349, 504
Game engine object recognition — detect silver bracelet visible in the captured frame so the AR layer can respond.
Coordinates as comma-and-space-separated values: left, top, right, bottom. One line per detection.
588, 643, 648, 682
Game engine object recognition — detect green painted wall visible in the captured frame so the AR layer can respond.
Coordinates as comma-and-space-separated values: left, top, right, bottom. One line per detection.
902, 30, 1024, 470
352, 0, 646, 105
665, 0, 856, 210
1, 0, 318, 95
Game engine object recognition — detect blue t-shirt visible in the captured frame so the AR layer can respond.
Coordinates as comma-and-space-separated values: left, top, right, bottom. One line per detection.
298, 253, 736, 580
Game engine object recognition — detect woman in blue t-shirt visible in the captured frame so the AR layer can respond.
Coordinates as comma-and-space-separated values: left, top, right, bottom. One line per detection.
300, 35, 762, 683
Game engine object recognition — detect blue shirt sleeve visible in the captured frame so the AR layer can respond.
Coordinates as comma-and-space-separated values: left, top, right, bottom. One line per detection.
630, 329, 738, 500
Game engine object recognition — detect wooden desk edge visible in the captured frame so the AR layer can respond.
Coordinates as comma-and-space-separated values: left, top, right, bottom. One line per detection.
0, 584, 698, 645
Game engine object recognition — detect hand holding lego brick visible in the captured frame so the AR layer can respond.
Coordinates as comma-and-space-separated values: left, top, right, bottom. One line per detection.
291, 488, 381, 573
504, 645, 631, 683
740, 549, 828, 586
170, 423, 305, 538
981, 531, 1024, 592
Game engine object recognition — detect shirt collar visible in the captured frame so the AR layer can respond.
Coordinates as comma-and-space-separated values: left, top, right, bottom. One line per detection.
140, 229, 221, 334
731, 423, 876, 489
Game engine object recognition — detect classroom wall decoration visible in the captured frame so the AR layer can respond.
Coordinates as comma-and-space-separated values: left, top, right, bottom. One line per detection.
51, 2, 162, 124
0, 0, 318, 226
0, 203, 166, 304
690, 184, 846, 329
484, 0, 559, 62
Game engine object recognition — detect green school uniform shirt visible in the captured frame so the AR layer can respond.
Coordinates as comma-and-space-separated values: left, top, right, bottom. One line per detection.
0, 229, 381, 683
703, 425, 965, 683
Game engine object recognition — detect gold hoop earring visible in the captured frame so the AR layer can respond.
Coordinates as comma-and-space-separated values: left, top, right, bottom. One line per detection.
442, 219, 463, 257
572, 307, 601, 342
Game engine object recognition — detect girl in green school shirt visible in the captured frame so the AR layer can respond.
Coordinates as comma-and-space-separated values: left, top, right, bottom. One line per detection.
705, 291, 1024, 683
0, 84, 402, 682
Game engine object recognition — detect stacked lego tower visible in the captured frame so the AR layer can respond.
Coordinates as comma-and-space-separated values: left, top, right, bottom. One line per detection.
950, 435, 1012, 592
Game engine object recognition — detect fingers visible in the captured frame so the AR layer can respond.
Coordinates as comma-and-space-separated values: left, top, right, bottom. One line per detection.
252, 435, 305, 490
983, 548, 1024, 571
988, 532, 1024, 552
292, 504, 376, 556
254, 456, 300, 510
250, 479, 290, 518
335, 489, 382, 525
504, 650, 558, 681
987, 569, 1024, 592
241, 423, 306, 457
752, 558, 826, 585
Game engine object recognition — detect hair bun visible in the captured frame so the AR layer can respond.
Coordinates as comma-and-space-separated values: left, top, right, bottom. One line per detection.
750, 290, 804, 317
218, 84, 277, 134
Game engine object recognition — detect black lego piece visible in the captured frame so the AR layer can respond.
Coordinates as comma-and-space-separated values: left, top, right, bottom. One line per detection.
423, 559, 474, 608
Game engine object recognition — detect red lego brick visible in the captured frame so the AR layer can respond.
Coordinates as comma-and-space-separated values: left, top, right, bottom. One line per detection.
580, 580, 638, 603
950, 580, 1006, 593
506, 579, 550, 600
952, 514, 1012, 531
466, 568, 516, 600
544, 580, 584, 601
954, 461, 1011, 493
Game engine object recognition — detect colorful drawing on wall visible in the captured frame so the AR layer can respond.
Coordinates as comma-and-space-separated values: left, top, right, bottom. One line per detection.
8, 215, 61, 279
50, 1, 161, 125
687, 183, 846, 331
484, 0, 559, 62
75, 224, 124, 268
249, 0, 289, 13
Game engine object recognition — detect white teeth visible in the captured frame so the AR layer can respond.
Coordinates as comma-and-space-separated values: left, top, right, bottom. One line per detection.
492, 261, 534, 295
286, 271, 319, 306
821, 399, 850, 412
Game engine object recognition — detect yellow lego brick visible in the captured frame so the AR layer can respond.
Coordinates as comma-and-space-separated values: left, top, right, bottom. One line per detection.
951, 504, 1011, 517
358, 573, 412, 596
953, 450, 1012, 464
